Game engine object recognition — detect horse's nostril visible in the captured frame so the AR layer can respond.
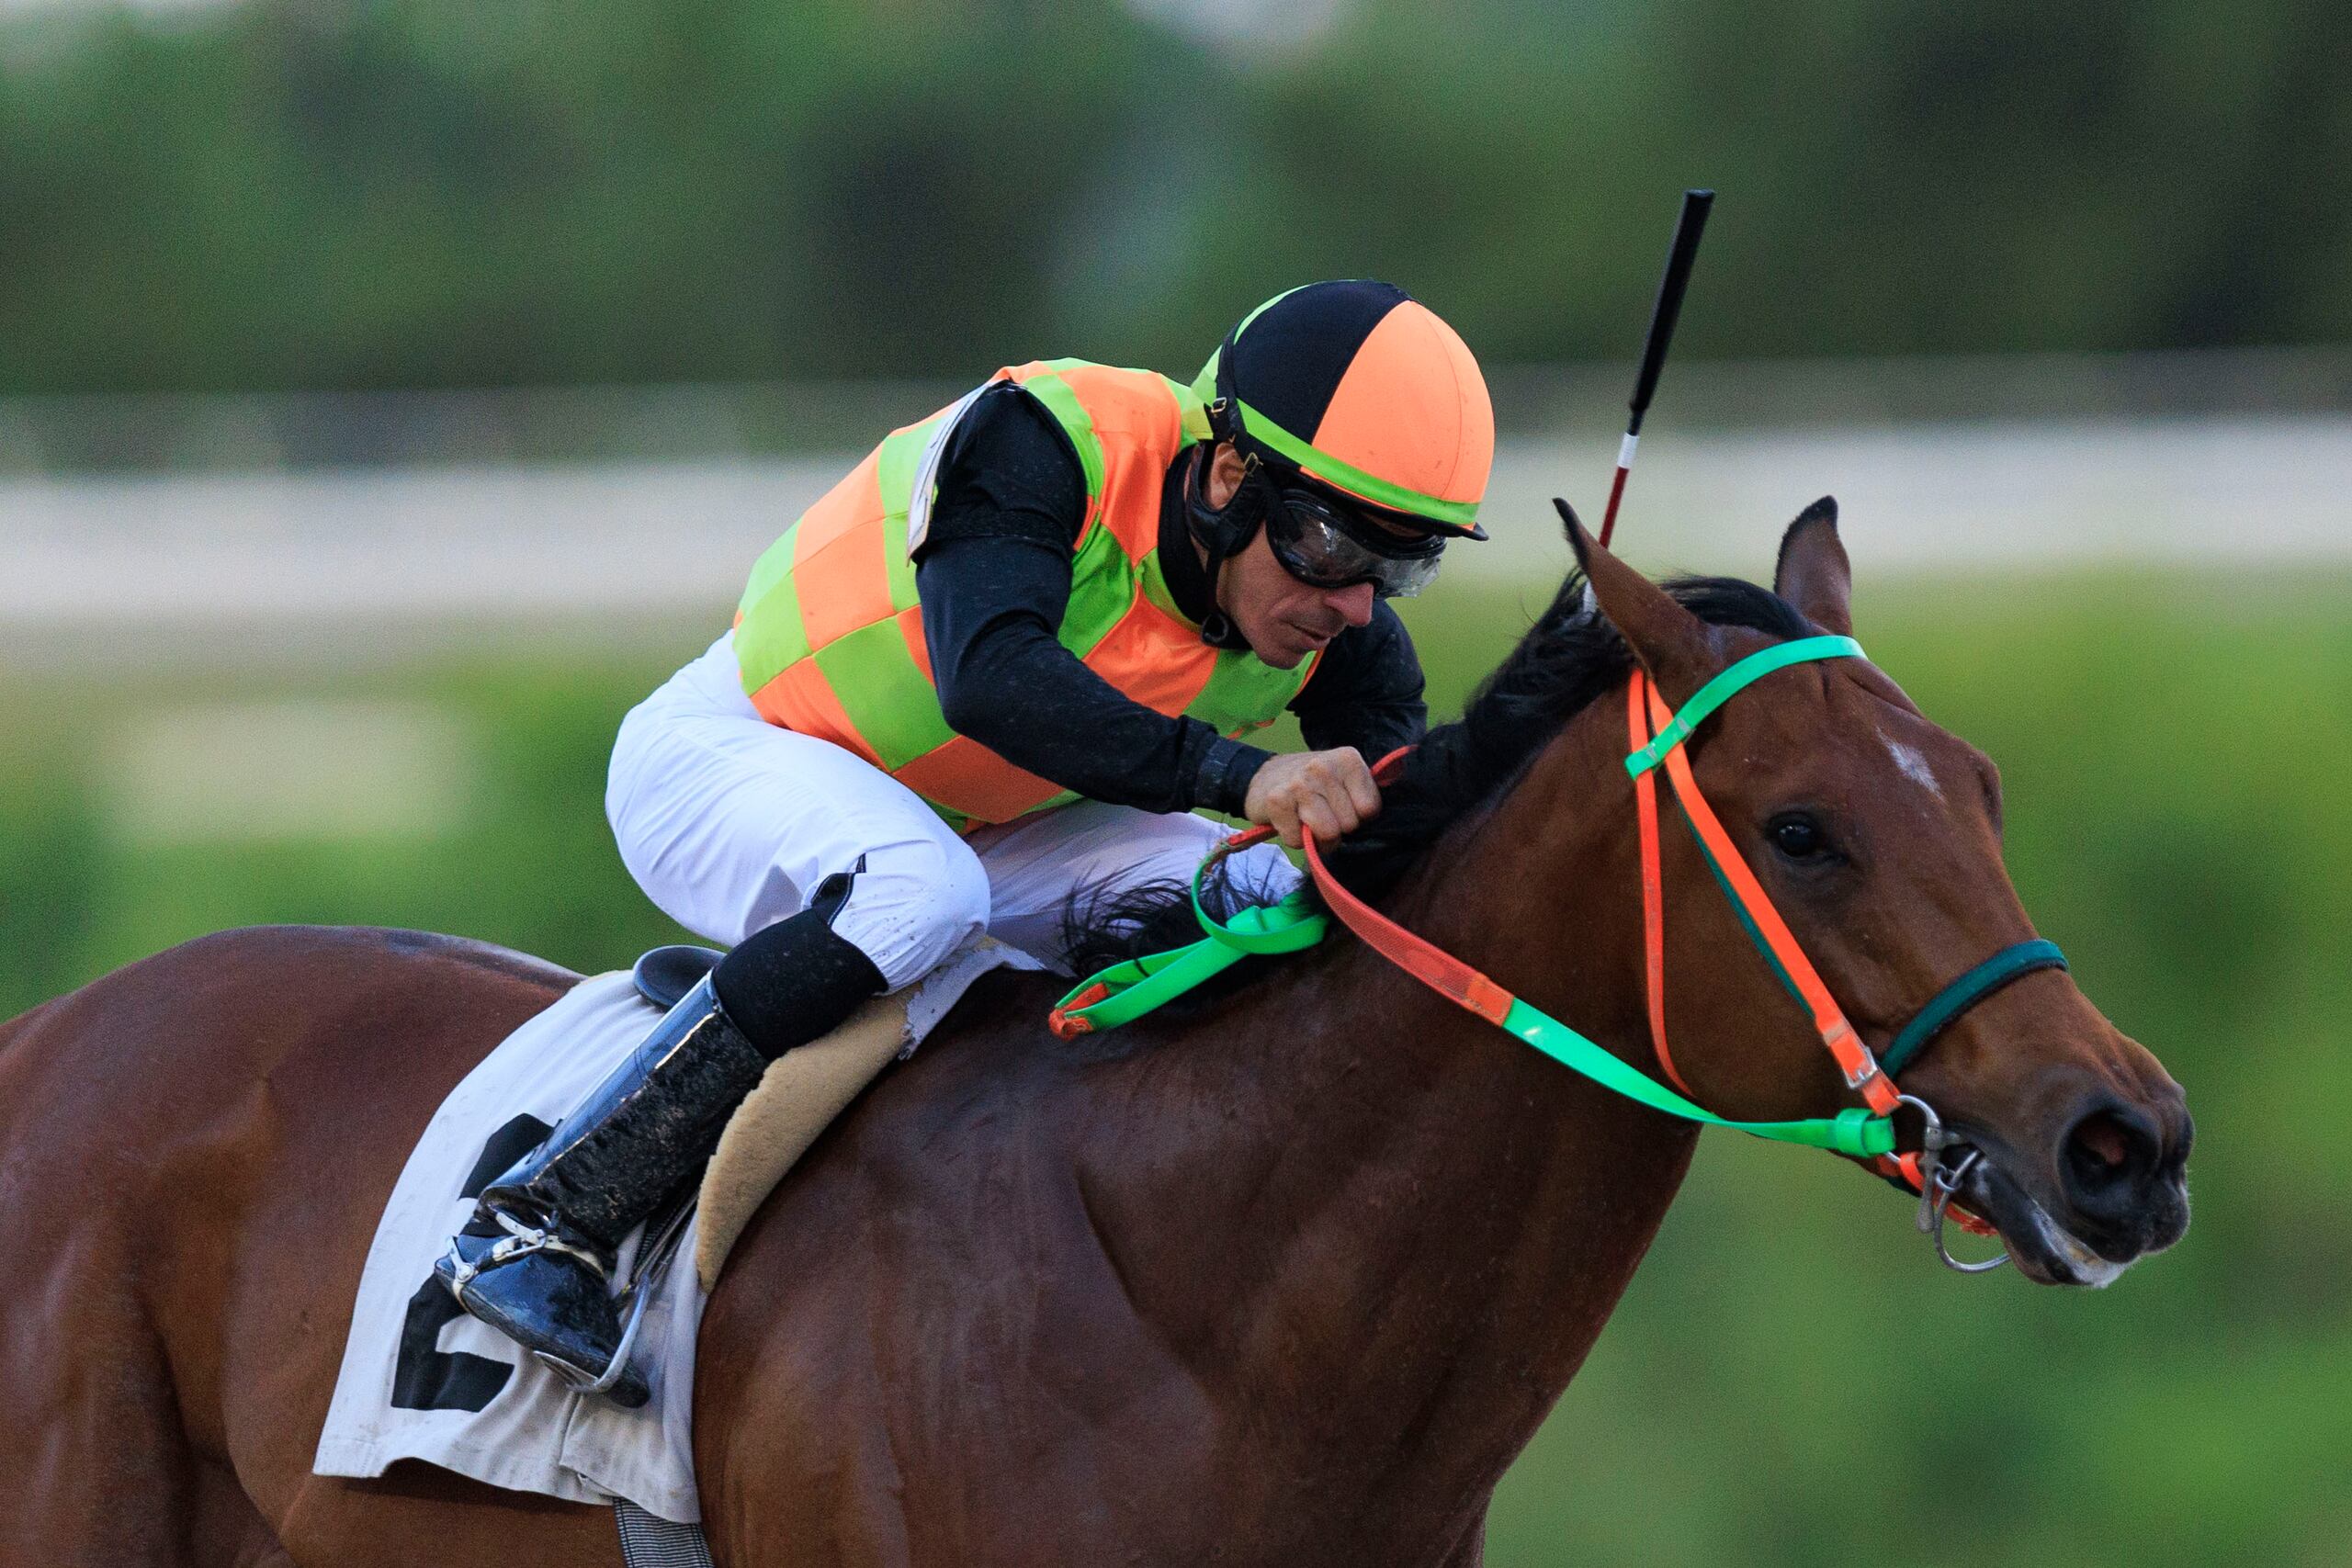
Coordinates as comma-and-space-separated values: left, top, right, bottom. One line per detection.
2063, 1107, 2157, 1209
2074, 1113, 2131, 1171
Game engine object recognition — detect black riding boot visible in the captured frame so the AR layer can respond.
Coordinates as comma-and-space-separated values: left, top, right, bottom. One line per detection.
435, 975, 766, 1406
436, 890, 888, 1405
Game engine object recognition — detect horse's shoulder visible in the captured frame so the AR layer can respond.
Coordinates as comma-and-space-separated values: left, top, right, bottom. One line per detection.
814, 966, 1131, 1183
933, 967, 1069, 1051
701, 966, 1177, 1440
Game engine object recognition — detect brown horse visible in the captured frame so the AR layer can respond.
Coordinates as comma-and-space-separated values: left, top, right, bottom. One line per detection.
0, 510, 2190, 1566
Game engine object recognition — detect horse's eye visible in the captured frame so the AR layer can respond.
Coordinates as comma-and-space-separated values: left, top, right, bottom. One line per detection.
1769, 813, 1828, 860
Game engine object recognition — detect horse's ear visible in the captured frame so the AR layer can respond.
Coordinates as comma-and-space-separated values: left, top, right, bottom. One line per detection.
1556, 500, 1719, 694
1772, 497, 1853, 637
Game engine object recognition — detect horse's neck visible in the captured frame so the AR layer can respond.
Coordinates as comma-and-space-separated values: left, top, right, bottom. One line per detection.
1091, 705, 1701, 1517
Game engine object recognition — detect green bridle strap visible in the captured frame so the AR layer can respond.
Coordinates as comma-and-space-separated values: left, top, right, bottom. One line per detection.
1049, 861, 1328, 1033
1689, 812, 1806, 1006
1496, 998, 1894, 1156
1050, 830, 1894, 1157
1880, 939, 2068, 1076
1623, 635, 1864, 778
1053, 884, 1893, 1156
1051, 633, 1904, 1161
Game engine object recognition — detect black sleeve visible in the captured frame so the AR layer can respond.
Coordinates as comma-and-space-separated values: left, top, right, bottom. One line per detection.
912, 385, 1262, 816
1288, 600, 1429, 761
917, 542, 1256, 815
914, 380, 1090, 557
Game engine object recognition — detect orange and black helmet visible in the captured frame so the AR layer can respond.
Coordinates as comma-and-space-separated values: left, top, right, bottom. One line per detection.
1192, 280, 1494, 539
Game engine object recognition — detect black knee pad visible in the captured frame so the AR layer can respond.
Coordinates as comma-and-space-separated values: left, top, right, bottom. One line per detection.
712, 866, 887, 1062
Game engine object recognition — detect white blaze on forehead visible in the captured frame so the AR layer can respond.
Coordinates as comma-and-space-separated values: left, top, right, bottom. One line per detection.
1879, 729, 1944, 800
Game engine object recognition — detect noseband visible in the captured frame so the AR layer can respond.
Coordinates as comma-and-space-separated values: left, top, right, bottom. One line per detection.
1051, 636, 2068, 1272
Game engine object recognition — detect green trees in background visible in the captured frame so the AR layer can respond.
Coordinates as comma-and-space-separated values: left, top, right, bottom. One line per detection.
3, 0, 2348, 398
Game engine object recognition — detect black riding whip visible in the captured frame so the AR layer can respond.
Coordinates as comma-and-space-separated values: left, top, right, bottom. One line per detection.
1597, 188, 1713, 549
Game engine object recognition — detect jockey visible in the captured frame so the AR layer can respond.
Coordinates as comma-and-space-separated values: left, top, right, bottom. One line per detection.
438, 279, 1496, 1399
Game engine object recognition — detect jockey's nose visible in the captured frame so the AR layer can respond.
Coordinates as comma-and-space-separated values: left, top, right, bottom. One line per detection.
1325, 581, 1376, 626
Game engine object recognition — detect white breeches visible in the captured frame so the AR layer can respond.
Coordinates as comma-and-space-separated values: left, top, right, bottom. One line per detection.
606, 633, 1300, 991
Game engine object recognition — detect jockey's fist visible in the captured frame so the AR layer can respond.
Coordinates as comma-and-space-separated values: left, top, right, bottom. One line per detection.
1244, 747, 1383, 850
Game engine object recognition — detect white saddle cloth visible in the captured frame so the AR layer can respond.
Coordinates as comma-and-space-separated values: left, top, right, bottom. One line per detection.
313, 938, 1031, 1522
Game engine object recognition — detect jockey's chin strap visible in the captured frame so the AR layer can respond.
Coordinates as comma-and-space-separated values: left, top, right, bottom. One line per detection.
1050, 637, 2067, 1233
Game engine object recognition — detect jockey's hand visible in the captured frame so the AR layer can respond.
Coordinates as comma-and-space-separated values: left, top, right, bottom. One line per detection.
1244, 747, 1383, 850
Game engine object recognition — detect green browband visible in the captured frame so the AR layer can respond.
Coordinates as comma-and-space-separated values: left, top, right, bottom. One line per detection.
1623, 636, 1863, 777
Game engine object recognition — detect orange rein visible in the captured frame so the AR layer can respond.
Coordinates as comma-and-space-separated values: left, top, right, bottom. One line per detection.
1275, 682, 1997, 1234
1622, 669, 1993, 1226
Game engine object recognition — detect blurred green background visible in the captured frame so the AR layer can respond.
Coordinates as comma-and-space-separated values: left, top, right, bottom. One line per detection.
6, 0, 2352, 397
3, 0, 2345, 1561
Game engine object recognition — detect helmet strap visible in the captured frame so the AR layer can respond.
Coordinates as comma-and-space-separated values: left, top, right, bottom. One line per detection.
1182, 442, 1265, 647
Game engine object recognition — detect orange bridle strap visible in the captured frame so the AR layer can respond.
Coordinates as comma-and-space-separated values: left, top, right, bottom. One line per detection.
1630, 667, 2006, 1225
1236, 661, 1996, 1228
1295, 753, 1517, 1028
1631, 669, 1901, 1119
1628, 676, 1692, 1097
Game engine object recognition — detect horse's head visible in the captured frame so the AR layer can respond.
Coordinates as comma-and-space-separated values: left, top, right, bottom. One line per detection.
1570, 500, 2190, 1285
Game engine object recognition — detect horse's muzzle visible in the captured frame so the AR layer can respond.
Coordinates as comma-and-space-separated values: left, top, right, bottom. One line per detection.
1963, 1093, 2192, 1286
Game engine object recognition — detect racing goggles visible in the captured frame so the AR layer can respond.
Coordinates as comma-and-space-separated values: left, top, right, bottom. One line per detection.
1251, 468, 1447, 599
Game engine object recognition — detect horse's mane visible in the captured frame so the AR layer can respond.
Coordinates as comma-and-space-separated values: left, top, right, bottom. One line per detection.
1058, 569, 1810, 1007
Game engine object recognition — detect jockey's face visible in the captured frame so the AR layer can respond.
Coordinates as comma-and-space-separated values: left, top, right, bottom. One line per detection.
1203, 442, 1378, 669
